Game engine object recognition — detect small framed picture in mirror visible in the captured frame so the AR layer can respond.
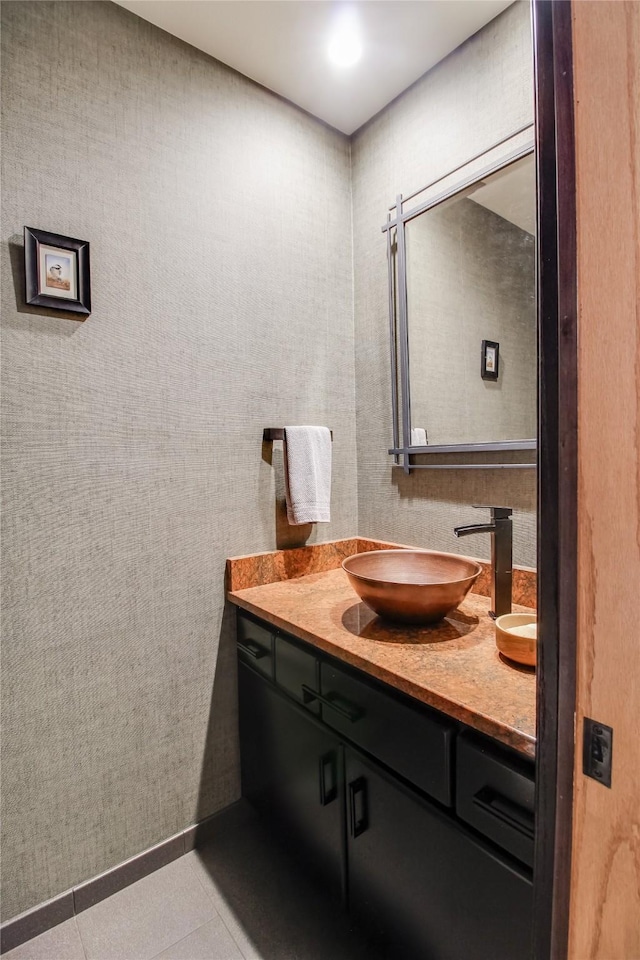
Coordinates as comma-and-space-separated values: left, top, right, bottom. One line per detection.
481, 340, 499, 381
24, 227, 91, 316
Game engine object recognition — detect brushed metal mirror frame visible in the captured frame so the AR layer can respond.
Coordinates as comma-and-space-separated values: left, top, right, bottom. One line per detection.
383, 129, 537, 473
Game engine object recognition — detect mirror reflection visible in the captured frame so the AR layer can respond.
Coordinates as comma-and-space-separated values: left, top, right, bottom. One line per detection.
405, 153, 536, 448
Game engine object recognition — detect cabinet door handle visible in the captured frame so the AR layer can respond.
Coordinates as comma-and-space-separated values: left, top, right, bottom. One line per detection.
319, 751, 338, 806
237, 640, 269, 660
301, 685, 363, 723
472, 786, 535, 840
348, 777, 368, 838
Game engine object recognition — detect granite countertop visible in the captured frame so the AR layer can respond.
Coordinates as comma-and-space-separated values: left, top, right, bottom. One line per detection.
226, 539, 536, 758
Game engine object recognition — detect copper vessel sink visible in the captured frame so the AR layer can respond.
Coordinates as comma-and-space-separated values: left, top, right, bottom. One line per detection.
342, 549, 482, 625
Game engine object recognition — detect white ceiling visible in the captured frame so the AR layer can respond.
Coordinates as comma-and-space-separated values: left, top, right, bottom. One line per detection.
114, 1, 514, 135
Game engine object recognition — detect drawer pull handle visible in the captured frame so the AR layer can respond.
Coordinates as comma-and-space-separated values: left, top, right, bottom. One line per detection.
472, 786, 535, 840
319, 751, 338, 806
301, 685, 364, 723
238, 640, 269, 660
348, 777, 368, 838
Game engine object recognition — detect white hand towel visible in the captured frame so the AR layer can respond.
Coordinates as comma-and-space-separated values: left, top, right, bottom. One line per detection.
411, 427, 427, 446
284, 426, 332, 525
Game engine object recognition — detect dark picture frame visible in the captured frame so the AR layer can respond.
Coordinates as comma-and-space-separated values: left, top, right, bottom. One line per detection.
481, 339, 499, 380
24, 227, 91, 316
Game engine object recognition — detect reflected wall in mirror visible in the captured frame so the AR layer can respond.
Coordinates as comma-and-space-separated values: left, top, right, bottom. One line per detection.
405, 153, 536, 448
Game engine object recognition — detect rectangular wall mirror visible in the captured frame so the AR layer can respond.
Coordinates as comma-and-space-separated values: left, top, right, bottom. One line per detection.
385, 129, 537, 472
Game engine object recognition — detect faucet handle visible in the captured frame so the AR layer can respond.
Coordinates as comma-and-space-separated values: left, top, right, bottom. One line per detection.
472, 505, 513, 519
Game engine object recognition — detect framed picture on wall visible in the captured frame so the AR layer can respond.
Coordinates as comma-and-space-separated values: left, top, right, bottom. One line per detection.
481, 339, 499, 381
24, 227, 91, 316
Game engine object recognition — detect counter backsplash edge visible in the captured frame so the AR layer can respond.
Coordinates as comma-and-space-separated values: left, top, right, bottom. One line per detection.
226, 536, 537, 609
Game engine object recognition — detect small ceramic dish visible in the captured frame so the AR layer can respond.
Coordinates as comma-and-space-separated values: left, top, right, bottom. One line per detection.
495, 613, 537, 667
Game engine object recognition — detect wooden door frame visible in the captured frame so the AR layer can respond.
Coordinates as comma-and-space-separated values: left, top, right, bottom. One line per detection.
532, 2, 578, 958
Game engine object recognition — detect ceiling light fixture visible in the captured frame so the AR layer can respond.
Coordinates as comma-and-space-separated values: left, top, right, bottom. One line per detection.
327, 9, 363, 69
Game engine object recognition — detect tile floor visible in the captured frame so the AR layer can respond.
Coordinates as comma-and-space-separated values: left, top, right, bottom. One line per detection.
2, 803, 383, 960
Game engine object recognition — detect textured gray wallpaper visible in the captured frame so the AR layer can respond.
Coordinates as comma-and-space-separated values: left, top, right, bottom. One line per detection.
1, 1, 356, 920
352, 1, 537, 567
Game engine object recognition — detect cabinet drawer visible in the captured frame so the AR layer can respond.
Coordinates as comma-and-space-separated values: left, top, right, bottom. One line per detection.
237, 613, 274, 679
275, 634, 320, 715
320, 662, 454, 806
456, 732, 535, 867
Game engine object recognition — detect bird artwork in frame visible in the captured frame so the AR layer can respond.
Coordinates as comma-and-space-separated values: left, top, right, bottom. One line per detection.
24, 226, 91, 317
481, 339, 500, 381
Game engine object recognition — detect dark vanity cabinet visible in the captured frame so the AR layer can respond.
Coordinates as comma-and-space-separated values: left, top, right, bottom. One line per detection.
345, 752, 532, 960
237, 611, 534, 960
238, 662, 344, 899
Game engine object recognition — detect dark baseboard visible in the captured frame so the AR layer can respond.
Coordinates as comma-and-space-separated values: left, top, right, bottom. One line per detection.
0, 801, 242, 955
183, 811, 227, 852
0, 891, 74, 956
72, 833, 185, 915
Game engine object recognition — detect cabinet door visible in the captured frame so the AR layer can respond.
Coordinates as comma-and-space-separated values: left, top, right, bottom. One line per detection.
238, 662, 344, 899
346, 751, 533, 960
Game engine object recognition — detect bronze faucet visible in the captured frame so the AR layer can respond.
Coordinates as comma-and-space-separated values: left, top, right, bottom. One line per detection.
454, 506, 513, 619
